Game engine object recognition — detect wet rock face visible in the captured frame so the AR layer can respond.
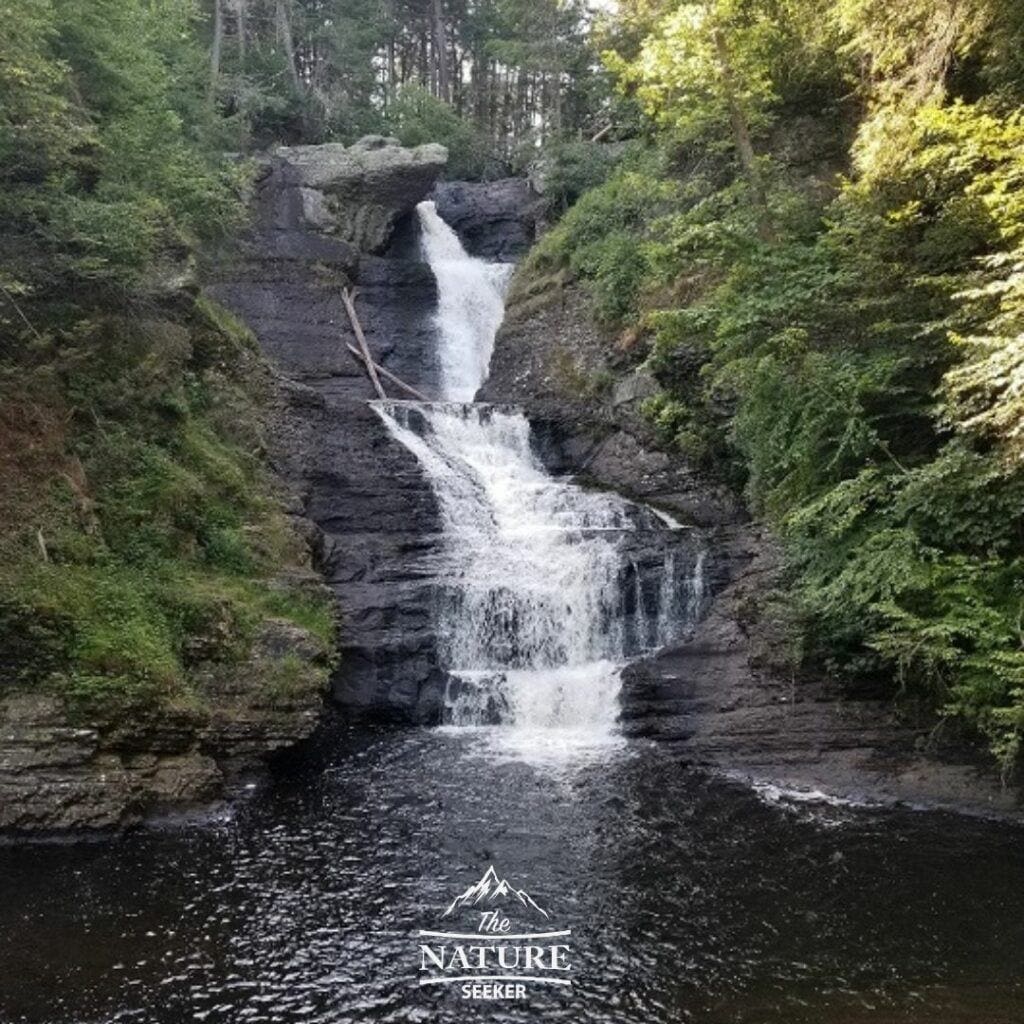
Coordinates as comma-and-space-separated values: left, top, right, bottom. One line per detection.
432, 178, 542, 260
480, 222, 1016, 814
207, 142, 453, 724
617, 526, 1021, 817
482, 285, 742, 528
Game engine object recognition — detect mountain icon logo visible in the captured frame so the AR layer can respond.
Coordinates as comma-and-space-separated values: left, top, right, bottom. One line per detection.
442, 865, 549, 919
417, 865, 571, 999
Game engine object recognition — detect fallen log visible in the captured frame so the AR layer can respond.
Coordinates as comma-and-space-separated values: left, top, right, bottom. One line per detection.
341, 287, 386, 400
343, 342, 431, 402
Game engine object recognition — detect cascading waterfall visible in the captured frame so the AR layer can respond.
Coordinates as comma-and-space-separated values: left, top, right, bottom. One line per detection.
373, 203, 706, 750
417, 201, 514, 401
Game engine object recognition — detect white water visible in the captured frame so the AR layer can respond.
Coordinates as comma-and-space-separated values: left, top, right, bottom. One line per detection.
373, 206, 705, 753
417, 201, 514, 401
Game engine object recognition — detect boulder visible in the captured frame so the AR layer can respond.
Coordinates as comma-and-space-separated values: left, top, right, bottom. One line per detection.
276, 137, 448, 253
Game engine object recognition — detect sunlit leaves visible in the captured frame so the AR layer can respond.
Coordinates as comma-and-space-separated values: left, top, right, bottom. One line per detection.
557, 0, 1024, 766
604, 0, 782, 145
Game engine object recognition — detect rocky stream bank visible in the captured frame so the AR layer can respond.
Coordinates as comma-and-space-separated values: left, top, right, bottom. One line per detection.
482, 264, 1021, 818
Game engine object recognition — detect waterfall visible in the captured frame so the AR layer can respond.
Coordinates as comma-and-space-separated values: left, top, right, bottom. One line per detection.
371, 205, 704, 751
416, 200, 514, 402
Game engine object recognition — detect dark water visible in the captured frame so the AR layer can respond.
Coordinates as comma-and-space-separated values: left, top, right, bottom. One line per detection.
2, 725, 1023, 1024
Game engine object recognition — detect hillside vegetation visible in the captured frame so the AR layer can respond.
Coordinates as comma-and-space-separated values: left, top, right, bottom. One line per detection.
1, 1, 332, 724
6, 0, 1024, 774
527, 0, 1024, 769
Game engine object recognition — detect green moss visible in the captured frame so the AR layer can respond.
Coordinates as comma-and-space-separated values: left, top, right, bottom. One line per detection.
524, 157, 679, 326
257, 588, 337, 647
260, 652, 329, 702
0, 297, 335, 722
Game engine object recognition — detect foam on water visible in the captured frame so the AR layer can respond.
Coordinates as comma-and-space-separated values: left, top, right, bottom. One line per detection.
417, 200, 513, 402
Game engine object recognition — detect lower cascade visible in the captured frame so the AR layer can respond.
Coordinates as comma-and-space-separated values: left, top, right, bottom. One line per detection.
376, 403, 705, 737
375, 204, 705, 746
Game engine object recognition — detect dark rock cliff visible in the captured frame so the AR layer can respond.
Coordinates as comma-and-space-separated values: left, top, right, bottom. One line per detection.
207, 139, 452, 724
0, 142, 542, 833
433, 178, 543, 260
206, 144, 553, 725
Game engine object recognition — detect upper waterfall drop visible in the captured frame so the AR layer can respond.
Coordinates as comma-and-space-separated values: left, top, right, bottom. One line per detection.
416, 200, 514, 401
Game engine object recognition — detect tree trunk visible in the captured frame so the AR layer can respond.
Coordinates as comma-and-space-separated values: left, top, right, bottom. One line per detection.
235, 0, 246, 66
431, 0, 450, 102
712, 27, 773, 241
452, 45, 463, 113
471, 49, 486, 127
418, 31, 429, 87
488, 62, 499, 139
501, 68, 512, 143
275, 0, 301, 91
341, 290, 387, 401
551, 71, 563, 136
209, 0, 223, 96
514, 69, 528, 140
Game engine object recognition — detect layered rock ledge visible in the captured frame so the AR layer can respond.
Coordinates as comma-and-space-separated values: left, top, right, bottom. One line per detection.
620, 530, 1021, 817
0, 618, 331, 833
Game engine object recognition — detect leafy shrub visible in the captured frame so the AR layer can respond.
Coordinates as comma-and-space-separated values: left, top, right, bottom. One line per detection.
536, 140, 627, 212
526, 156, 678, 322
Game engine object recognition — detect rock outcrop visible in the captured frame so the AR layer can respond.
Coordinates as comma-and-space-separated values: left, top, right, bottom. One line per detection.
432, 178, 543, 260
619, 526, 1020, 816
481, 283, 741, 527
277, 136, 448, 252
0, 618, 331, 833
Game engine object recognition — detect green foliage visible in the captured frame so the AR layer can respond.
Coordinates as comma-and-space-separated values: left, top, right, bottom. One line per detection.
536, 140, 630, 213
697, 102, 1024, 764
0, 0, 244, 293
546, 0, 1024, 769
386, 84, 497, 179
527, 156, 679, 322
604, 0, 783, 146
0, 0, 339, 731
0, 300, 333, 718
605, 0, 847, 147
200, 0, 610, 167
